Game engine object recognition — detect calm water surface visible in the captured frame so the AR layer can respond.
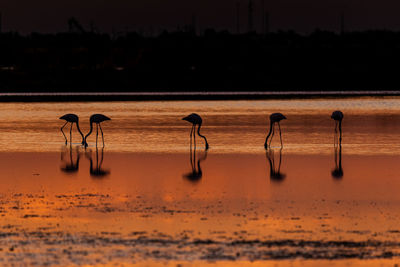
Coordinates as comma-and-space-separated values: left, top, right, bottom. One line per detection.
1, 98, 400, 266
1, 97, 400, 154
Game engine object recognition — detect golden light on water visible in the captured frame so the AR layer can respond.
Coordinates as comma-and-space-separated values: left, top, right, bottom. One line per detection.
1, 98, 400, 265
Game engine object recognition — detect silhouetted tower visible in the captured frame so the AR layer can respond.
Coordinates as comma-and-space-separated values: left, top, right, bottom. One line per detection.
340, 13, 345, 35
248, 0, 254, 32
236, 1, 240, 34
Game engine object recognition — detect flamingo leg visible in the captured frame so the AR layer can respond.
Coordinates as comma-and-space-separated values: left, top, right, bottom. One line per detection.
334, 121, 338, 147
70, 122, 73, 144
278, 122, 283, 148
189, 137, 194, 170
96, 124, 99, 147
190, 125, 194, 146
99, 124, 105, 147
61, 121, 68, 145
95, 146, 99, 170
193, 125, 196, 150
269, 123, 275, 146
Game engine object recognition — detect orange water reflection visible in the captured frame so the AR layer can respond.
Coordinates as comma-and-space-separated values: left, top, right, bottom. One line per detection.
0, 150, 399, 238
0, 98, 400, 264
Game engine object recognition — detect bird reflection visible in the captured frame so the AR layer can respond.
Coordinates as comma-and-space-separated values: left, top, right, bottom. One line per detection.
85, 147, 110, 178
332, 143, 344, 179
183, 138, 208, 183
266, 148, 286, 182
60, 145, 81, 174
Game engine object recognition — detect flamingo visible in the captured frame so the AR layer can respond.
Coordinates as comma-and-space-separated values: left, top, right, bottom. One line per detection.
59, 114, 85, 145
182, 113, 209, 150
84, 114, 111, 148
264, 113, 287, 149
331, 110, 343, 144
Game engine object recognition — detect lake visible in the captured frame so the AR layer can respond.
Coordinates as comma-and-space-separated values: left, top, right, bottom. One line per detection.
0, 98, 400, 266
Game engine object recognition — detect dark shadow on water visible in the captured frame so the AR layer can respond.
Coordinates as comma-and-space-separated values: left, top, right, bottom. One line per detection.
332, 143, 344, 179
183, 131, 208, 183
60, 145, 81, 174
266, 148, 286, 182
85, 147, 110, 179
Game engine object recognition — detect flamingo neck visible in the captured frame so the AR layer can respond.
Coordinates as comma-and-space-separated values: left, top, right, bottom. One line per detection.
76, 121, 85, 143
197, 124, 209, 150
264, 121, 273, 148
84, 122, 94, 146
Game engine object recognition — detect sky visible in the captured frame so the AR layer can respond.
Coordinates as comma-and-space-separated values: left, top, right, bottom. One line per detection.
1, 0, 400, 34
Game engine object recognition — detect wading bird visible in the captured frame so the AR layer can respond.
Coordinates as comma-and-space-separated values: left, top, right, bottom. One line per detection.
331, 110, 343, 144
264, 113, 287, 149
182, 113, 209, 150
84, 114, 111, 148
59, 114, 85, 145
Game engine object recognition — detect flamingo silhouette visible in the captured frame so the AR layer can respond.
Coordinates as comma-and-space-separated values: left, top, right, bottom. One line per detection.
331, 110, 344, 144
59, 114, 85, 145
264, 113, 287, 149
84, 114, 111, 148
182, 113, 209, 150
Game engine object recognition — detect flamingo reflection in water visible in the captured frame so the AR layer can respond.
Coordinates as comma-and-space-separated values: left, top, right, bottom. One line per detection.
183, 139, 208, 183
331, 143, 344, 179
85, 147, 110, 178
60, 144, 82, 174
266, 148, 286, 182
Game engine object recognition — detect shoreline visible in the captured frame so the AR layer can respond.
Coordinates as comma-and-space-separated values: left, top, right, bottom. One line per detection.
0, 90, 399, 101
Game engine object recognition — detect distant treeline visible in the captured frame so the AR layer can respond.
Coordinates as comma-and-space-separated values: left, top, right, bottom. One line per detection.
1, 29, 400, 92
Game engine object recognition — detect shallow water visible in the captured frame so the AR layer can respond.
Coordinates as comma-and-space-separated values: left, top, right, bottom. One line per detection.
1, 98, 400, 266
1, 97, 400, 154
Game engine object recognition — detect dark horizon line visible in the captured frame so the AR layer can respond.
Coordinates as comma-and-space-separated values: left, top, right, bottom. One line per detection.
2, 27, 400, 37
